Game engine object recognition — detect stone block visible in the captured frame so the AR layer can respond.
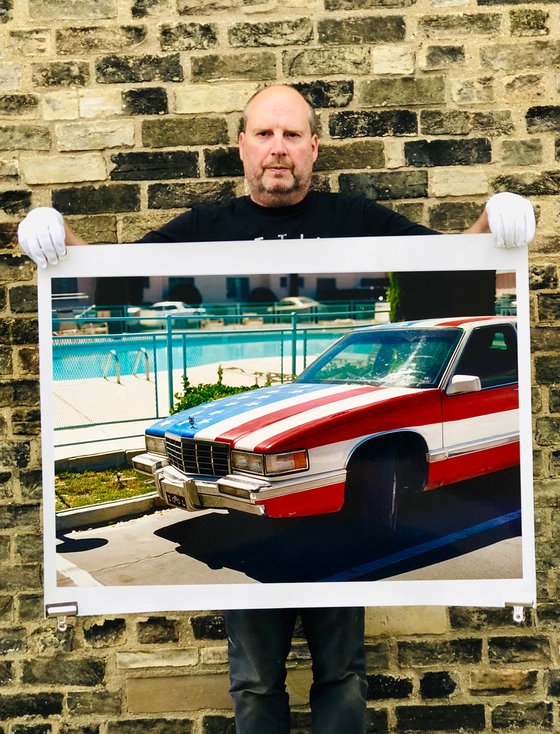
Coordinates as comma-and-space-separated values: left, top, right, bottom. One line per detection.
56, 26, 147, 54
0, 190, 32, 216
481, 40, 560, 72
126, 674, 231, 713
420, 671, 457, 699
396, 704, 485, 731
0, 64, 22, 90
32, 61, 89, 87
398, 639, 482, 667
137, 616, 179, 643
325, 0, 414, 6
95, 54, 183, 84
117, 649, 198, 668
339, 170, 428, 200
372, 45, 414, 75
83, 618, 127, 647
204, 147, 244, 178
20, 153, 106, 184
428, 202, 483, 231
492, 171, 560, 197
510, 8, 549, 37
284, 47, 370, 77
29, 0, 117, 20
52, 184, 140, 215
11, 408, 41, 436
160, 23, 217, 51
229, 19, 313, 47
107, 719, 193, 734
360, 77, 445, 107
191, 612, 226, 640
405, 138, 492, 167
504, 73, 544, 102
491, 701, 553, 730
317, 140, 385, 171
318, 16, 405, 45
488, 635, 551, 663
0, 627, 27, 654
148, 181, 236, 209
43, 90, 79, 120
0, 693, 63, 720
367, 674, 413, 701
419, 45, 465, 71
469, 669, 537, 693
527, 105, 560, 133
110, 151, 199, 181
66, 690, 122, 715
22, 657, 106, 685
502, 139, 542, 166
0, 124, 50, 150
191, 52, 276, 82
8, 29, 49, 56
329, 110, 417, 138
78, 90, 122, 119
451, 76, 494, 105
430, 169, 488, 197
294, 80, 353, 109
365, 607, 447, 637
142, 117, 228, 147
173, 82, 258, 114
55, 120, 135, 150
419, 13, 500, 38
123, 87, 168, 116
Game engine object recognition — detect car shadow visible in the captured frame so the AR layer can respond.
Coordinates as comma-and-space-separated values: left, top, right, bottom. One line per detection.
153, 467, 522, 583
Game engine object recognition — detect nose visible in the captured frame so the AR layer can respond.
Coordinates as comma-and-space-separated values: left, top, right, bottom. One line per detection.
270, 131, 288, 156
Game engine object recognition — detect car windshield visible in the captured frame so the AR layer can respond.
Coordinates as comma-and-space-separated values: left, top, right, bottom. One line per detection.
297, 327, 462, 389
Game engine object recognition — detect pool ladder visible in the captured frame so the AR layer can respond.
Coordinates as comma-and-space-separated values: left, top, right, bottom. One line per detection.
102, 348, 151, 384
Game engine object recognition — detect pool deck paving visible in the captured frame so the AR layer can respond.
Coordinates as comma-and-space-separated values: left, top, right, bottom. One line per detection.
53, 355, 307, 461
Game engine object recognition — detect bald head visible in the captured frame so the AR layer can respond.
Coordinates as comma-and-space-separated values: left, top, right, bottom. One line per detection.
240, 85, 318, 137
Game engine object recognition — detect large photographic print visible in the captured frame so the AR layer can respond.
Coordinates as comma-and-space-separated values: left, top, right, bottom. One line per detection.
38, 236, 535, 616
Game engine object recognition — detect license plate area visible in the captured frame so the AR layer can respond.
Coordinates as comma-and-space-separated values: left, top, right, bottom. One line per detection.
165, 491, 187, 508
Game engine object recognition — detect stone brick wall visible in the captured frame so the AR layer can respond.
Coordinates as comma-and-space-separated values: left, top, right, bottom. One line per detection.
1, 0, 560, 731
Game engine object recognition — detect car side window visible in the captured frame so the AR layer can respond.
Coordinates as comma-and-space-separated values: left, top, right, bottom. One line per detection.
453, 324, 518, 388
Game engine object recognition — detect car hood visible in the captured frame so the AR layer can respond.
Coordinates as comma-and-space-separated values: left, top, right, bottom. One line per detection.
147, 381, 435, 452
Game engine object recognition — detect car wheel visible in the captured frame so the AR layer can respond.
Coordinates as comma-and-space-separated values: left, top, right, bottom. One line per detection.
345, 442, 401, 532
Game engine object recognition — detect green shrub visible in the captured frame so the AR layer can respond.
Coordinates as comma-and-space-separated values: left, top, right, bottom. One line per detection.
171, 365, 261, 414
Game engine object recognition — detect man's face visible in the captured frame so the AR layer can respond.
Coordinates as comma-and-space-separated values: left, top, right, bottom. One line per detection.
238, 87, 319, 208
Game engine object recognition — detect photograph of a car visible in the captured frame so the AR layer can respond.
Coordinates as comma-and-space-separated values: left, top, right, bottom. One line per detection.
129, 300, 207, 329
40, 236, 534, 614
133, 315, 519, 532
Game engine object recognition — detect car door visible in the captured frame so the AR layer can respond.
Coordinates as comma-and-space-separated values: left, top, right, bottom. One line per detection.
435, 323, 520, 487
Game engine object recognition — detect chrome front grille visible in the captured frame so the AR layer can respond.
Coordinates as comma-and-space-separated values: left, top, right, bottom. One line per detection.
166, 435, 230, 477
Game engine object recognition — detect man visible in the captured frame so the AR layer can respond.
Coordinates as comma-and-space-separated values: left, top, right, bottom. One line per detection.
18, 85, 535, 733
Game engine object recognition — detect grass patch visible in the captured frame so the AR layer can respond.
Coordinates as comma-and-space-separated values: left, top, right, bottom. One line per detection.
55, 467, 154, 512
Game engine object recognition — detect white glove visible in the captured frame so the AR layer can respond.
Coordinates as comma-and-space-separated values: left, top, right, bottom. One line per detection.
485, 192, 535, 249
17, 207, 67, 268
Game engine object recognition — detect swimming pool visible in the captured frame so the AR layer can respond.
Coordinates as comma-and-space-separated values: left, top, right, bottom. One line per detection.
52, 327, 353, 382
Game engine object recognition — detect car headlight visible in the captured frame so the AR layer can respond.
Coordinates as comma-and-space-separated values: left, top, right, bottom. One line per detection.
231, 449, 308, 476
146, 434, 166, 455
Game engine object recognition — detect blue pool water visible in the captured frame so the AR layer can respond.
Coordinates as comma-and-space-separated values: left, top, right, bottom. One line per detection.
52, 328, 349, 382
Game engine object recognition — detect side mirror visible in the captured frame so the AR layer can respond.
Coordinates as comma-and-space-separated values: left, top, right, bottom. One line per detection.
447, 374, 482, 396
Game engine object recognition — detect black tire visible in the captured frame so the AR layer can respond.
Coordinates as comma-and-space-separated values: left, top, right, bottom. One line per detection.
345, 442, 402, 532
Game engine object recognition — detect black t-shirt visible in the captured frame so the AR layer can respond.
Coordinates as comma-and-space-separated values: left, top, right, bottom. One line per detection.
138, 191, 435, 243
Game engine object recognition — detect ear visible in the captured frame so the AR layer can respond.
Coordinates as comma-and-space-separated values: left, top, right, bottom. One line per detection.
311, 134, 319, 163
238, 131, 245, 162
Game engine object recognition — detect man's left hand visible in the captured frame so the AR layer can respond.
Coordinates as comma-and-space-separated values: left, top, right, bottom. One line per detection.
485, 192, 535, 249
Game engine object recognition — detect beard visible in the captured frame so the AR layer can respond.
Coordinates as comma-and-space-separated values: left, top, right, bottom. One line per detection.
245, 162, 311, 207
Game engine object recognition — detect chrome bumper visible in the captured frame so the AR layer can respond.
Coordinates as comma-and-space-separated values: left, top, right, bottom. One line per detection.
132, 451, 345, 517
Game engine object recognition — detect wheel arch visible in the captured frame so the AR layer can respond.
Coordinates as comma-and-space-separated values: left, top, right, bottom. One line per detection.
345, 430, 429, 495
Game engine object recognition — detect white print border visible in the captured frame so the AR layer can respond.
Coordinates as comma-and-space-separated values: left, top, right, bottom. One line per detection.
38, 234, 536, 616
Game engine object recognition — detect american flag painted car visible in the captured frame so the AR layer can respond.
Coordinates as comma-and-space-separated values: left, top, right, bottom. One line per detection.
133, 316, 519, 530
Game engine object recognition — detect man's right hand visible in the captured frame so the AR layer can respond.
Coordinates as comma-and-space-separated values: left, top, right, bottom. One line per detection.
18, 207, 67, 269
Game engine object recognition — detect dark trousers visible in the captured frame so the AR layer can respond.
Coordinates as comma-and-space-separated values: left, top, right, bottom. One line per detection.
224, 607, 367, 734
